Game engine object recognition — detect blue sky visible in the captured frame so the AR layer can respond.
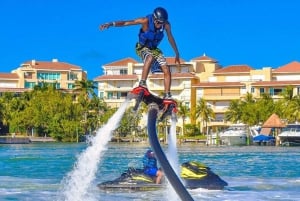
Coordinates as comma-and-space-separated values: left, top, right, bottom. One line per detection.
1, 0, 300, 80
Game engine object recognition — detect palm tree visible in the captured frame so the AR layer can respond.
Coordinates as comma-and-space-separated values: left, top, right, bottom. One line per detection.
277, 85, 297, 122
74, 80, 97, 98
177, 101, 190, 136
256, 93, 275, 124
195, 98, 215, 134
240, 93, 258, 126
287, 95, 300, 123
224, 99, 242, 123
74, 80, 98, 135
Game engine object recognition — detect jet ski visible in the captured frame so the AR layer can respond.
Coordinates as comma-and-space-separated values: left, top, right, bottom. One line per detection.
97, 161, 228, 191
98, 167, 166, 191
181, 161, 228, 190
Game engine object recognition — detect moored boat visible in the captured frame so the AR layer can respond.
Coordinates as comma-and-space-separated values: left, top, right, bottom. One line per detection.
219, 124, 248, 146
278, 124, 300, 146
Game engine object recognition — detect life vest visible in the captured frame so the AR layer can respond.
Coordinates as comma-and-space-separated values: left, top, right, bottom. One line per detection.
138, 14, 165, 49
142, 154, 157, 168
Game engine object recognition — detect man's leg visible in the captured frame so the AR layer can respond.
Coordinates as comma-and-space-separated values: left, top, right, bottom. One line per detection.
161, 65, 172, 98
139, 54, 153, 87
156, 170, 164, 184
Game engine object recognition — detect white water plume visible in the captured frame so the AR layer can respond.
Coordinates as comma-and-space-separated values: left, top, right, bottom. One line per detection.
167, 116, 179, 173
58, 100, 129, 201
166, 116, 180, 200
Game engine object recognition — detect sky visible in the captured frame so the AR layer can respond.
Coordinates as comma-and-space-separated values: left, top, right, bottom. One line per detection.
1, 0, 300, 80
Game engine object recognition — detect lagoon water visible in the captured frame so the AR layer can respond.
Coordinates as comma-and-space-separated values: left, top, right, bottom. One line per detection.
1, 143, 300, 201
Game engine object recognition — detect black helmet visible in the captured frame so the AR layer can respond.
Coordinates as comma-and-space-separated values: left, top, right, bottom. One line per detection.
153, 7, 168, 23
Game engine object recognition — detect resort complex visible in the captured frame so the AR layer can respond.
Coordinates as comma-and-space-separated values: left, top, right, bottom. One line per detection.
1, 55, 300, 145
0, 58, 87, 94
94, 54, 300, 129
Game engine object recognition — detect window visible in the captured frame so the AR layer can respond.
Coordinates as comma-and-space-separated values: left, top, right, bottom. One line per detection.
274, 88, 283, 95
259, 88, 265, 94
99, 92, 104, 98
269, 88, 274, 95
25, 81, 36, 89
107, 92, 113, 99
251, 87, 254, 93
68, 73, 78, 80
269, 88, 283, 96
55, 83, 60, 89
37, 72, 61, 80
185, 102, 190, 108
68, 83, 74, 89
120, 69, 128, 75
120, 92, 127, 98
37, 82, 60, 89
24, 72, 32, 79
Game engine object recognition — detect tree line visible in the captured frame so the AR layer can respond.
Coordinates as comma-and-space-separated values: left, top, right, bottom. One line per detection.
224, 86, 300, 126
0, 81, 111, 142
1, 82, 296, 142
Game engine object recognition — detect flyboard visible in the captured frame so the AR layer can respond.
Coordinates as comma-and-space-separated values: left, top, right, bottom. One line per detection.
128, 86, 194, 201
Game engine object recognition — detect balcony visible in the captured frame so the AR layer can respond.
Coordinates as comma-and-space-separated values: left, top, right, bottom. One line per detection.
202, 93, 241, 100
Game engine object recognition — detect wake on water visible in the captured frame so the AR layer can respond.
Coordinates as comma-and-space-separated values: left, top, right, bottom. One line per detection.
58, 100, 130, 201
58, 100, 184, 201
166, 115, 181, 201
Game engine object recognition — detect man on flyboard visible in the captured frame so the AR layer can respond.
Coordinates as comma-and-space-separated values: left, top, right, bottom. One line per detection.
100, 7, 180, 101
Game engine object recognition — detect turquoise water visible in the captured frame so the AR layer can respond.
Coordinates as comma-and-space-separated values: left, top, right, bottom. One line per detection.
1, 143, 300, 201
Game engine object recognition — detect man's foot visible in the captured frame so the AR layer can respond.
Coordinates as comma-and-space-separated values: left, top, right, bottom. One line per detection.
139, 80, 148, 89
163, 92, 173, 100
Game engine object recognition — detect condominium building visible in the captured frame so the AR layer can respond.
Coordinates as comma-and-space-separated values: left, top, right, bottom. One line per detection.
94, 57, 198, 108
0, 59, 87, 95
94, 54, 300, 131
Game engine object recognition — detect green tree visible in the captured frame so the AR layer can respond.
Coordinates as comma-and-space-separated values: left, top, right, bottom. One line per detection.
240, 93, 258, 126
224, 99, 242, 123
195, 98, 215, 134
256, 93, 275, 124
74, 80, 97, 97
177, 101, 190, 136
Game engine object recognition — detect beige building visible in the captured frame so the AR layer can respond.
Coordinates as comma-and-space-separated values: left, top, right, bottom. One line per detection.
94, 57, 198, 108
94, 55, 300, 131
2, 56, 300, 132
0, 59, 87, 95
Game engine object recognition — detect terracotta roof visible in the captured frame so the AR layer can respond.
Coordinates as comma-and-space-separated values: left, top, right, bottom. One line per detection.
0, 73, 19, 79
94, 74, 138, 81
273, 61, 300, 73
165, 57, 186, 64
191, 54, 217, 63
103, 57, 139, 67
252, 80, 300, 86
149, 72, 198, 79
193, 81, 245, 88
262, 113, 285, 128
214, 65, 253, 73
260, 127, 272, 135
23, 59, 81, 71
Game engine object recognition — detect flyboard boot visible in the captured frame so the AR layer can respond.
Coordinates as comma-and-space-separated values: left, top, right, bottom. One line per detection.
128, 86, 150, 111
159, 94, 178, 121
128, 86, 178, 121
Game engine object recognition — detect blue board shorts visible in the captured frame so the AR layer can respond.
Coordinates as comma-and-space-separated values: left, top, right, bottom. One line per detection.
144, 167, 158, 177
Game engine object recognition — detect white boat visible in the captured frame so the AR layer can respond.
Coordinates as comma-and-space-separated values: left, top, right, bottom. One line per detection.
278, 124, 300, 146
219, 124, 248, 146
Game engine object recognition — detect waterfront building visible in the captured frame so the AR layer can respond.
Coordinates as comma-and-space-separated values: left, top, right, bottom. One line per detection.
0, 59, 87, 96
94, 55, 300, 132
2, 56, 300, 134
